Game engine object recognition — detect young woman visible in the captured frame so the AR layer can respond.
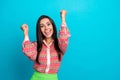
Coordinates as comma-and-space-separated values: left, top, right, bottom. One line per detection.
21, 10, 70, 80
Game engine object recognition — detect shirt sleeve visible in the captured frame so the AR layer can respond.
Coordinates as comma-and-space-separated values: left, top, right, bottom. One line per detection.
22, 36, 37, 61
58, 22, 70, 54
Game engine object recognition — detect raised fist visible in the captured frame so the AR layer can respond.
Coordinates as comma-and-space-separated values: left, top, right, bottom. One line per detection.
60, 10, 67, 18
21, 24, 28, 31
21, 24, 28, 36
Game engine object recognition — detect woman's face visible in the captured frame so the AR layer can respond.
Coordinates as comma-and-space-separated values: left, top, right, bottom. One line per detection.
40, 18, 53, 39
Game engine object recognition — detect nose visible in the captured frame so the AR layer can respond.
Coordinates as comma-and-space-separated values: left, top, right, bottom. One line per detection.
44, 25, 49, 29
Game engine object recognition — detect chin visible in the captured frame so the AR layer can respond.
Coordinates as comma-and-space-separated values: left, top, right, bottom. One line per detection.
45, 35, 52, 39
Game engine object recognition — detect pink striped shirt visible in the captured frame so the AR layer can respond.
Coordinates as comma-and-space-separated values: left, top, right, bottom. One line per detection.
22, 23, 70, 74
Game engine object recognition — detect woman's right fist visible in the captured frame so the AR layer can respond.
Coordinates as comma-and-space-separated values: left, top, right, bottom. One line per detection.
21, 24, 28, 36
21, 24, 28, 31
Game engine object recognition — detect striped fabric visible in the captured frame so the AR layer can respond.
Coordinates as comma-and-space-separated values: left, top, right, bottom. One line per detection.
22, 23, 70, 74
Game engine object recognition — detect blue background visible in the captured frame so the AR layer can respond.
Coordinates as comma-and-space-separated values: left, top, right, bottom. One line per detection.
0, 0, 120, 80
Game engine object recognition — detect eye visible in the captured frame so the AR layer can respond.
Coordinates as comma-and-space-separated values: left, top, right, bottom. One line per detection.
40, 25, 44, 28
47, 23, 51, 26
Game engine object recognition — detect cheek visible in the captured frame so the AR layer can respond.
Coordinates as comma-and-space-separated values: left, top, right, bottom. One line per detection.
40, 28, 44, 33
50, 26, 54, 32
51, 28, 54, 34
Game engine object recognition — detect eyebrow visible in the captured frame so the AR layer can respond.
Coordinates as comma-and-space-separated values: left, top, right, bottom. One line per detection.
46, 21, 51, 24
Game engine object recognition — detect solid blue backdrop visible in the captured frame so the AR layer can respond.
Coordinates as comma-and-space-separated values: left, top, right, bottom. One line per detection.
0, 0, 120, 80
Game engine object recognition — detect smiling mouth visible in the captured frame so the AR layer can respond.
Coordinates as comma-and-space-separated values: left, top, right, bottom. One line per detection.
44, 29, 52, 36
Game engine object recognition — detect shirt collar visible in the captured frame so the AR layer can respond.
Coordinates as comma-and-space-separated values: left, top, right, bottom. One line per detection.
43, 39, 54, 48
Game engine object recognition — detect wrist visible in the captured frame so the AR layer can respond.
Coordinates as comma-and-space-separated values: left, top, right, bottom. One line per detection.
23, 35, 29, 42
24, 33, 28, 37
62, 18, 66, 23
24, 30, 28, 35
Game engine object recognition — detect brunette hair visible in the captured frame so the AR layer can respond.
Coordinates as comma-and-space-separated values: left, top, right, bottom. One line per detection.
36, 15, 62, 64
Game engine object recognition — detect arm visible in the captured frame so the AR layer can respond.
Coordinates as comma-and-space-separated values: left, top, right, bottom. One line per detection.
21, 24, 37, 61
58, 10, 71, 54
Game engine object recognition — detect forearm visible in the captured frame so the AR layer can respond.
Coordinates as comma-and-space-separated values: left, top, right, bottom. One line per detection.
21, 23, 29, 41
23, 34, 29, 43
60, 10, 66, 25
61, 16, 66, 25
22, 37, 37, 61
59, 10, 70, 37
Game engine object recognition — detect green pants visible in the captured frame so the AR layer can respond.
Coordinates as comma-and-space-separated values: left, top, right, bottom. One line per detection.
30, 71, 58, 80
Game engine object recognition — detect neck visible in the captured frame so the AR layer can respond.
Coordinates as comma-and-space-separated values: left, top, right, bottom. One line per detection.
45, 38, 53, 45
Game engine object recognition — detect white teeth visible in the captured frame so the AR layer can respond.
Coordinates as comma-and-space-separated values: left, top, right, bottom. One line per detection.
45, 30, 50, 33
44, 30, 51, 35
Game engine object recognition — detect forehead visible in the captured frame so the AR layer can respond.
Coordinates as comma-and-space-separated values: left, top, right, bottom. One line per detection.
40, 18, 51, 24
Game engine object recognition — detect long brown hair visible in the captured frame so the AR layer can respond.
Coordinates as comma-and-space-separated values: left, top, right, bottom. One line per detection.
36, 15, 63, 64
